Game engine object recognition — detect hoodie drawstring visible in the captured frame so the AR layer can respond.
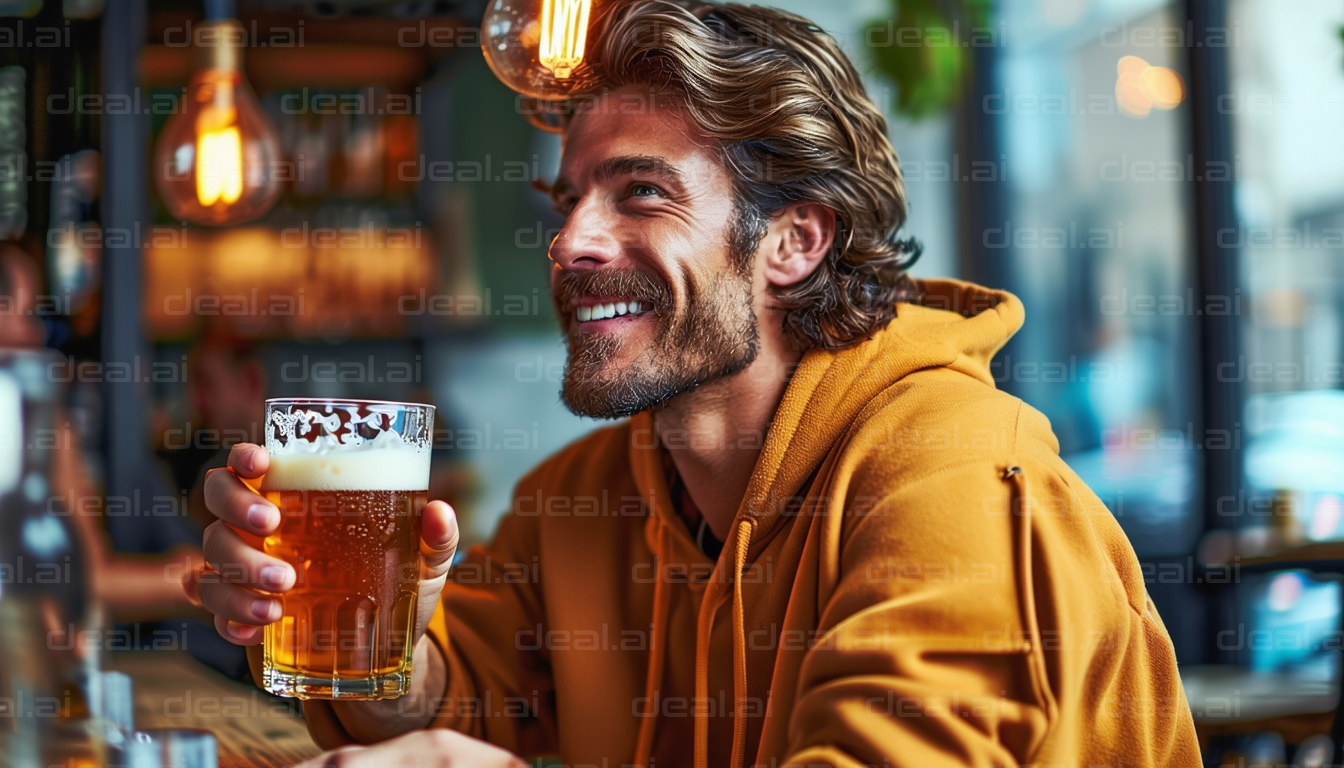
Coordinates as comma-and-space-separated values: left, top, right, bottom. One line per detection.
729, 518, 754, 768
634, 521, 671, 767
693, 518, 756, 768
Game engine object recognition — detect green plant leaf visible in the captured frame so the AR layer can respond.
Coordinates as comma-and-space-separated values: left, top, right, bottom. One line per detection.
866, 0, 971, 120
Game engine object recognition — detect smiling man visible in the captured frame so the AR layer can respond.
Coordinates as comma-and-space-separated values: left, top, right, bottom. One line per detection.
189, 2, 1201, 766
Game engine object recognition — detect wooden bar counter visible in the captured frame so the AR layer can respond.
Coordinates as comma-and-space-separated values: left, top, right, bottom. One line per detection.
108, 651, 321, 768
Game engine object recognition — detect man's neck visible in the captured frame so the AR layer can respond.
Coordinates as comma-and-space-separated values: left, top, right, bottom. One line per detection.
654, 341, 800, 543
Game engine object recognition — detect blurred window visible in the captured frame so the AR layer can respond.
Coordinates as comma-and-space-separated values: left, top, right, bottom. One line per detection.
1229, 0, 1344, 532
1246, 570, 1340, 678
996, 0, 1200, 556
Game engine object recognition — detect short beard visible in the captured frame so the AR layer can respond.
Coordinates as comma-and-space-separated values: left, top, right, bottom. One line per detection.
553, 204, 766, 420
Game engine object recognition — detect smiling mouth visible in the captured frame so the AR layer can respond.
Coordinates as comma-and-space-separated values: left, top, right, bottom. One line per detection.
574, 298, 655, 324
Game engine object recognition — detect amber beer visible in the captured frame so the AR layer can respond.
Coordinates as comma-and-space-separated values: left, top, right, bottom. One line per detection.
260, 399, 434, 700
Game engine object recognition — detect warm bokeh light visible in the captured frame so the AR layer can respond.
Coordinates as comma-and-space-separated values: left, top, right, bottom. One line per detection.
1115, 55, 1185, 118
144, 227, 435, 340
1115, 72, 1152, 116
539, 0, 592, 79
1116, 54, 1148, 76
1142, 66, 1185, 110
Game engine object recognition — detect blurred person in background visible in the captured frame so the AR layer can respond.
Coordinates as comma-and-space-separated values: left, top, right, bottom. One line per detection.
158, 330, 268, 536
0, 244, 200, 622
188, 2, 1202, 766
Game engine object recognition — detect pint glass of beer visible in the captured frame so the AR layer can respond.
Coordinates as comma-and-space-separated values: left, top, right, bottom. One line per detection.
260, 398, 434, 700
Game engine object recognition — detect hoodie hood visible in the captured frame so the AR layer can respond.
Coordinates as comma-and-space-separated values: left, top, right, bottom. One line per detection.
740, 277, 1022, 539
627, 278, 1023, 768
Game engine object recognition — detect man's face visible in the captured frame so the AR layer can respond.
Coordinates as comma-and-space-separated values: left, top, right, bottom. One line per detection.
549, 87, 761, 419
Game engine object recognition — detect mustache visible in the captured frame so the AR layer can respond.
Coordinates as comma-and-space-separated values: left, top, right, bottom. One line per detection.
551, 268, 672, 314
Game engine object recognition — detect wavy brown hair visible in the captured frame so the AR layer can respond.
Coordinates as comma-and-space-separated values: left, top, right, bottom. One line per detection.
558, 0, 922, 350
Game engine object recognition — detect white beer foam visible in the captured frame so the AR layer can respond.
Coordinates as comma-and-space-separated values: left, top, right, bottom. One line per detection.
262, 432, 430, 492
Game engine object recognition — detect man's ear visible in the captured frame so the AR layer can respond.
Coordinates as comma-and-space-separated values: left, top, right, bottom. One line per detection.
762, 202, 836, 288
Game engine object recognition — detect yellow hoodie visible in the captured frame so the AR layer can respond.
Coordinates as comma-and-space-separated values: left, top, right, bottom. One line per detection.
309, 279, 1202, 767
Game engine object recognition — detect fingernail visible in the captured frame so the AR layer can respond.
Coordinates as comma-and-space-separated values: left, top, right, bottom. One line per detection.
248, 503, 276, 530
251, 599, 278, 621
227, 621, 259, 641
260, 565, 289, 590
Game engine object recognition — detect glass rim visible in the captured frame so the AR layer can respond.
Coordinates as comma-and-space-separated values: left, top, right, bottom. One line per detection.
265, 397, 435, 412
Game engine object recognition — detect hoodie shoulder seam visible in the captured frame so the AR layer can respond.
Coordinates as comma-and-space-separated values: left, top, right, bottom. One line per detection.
1010, 397, 1023, 456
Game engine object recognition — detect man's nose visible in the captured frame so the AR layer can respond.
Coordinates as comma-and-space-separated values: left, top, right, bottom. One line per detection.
549, 196, 623, 270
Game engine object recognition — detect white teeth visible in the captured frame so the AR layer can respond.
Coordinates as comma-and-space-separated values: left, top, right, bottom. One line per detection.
576, 299, 651, 322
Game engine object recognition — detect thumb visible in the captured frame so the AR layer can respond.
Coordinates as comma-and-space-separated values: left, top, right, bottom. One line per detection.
421, 500, 459, 577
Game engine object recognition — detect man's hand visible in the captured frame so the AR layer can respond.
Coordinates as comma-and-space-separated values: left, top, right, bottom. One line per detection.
292, 730, 528, 768
184, 443, 459, 739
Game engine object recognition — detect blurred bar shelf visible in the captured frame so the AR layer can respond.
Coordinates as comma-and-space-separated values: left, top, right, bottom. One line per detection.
143, 227, 436, 342
148, 10, 469, 46
1184, 665, 1340, 756
141, 43, 434, 91
141, 11, 468, 89
1204, 543, 1344, 572
1236, 543, 1344, 574
1184, 665, 1338, 723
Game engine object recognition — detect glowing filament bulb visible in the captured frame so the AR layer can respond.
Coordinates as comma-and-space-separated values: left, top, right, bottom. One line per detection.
153, 19, 282, 226
539, 0, 592, 79
196, 125, 244, 206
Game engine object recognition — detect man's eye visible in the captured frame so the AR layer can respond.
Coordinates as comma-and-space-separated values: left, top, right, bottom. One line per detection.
630, 183, 660, 198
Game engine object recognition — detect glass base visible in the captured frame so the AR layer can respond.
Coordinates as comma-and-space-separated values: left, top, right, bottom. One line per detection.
263, 669, 410, 700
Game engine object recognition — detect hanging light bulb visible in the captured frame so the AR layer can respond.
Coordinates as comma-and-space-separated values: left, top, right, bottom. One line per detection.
539, 0, 592, 78
482, 0, 600, 102
154, 17, 281, 226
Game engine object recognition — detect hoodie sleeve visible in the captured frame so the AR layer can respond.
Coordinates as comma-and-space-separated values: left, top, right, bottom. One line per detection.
780, 462, 1052, 767
423, 508, 558, 758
